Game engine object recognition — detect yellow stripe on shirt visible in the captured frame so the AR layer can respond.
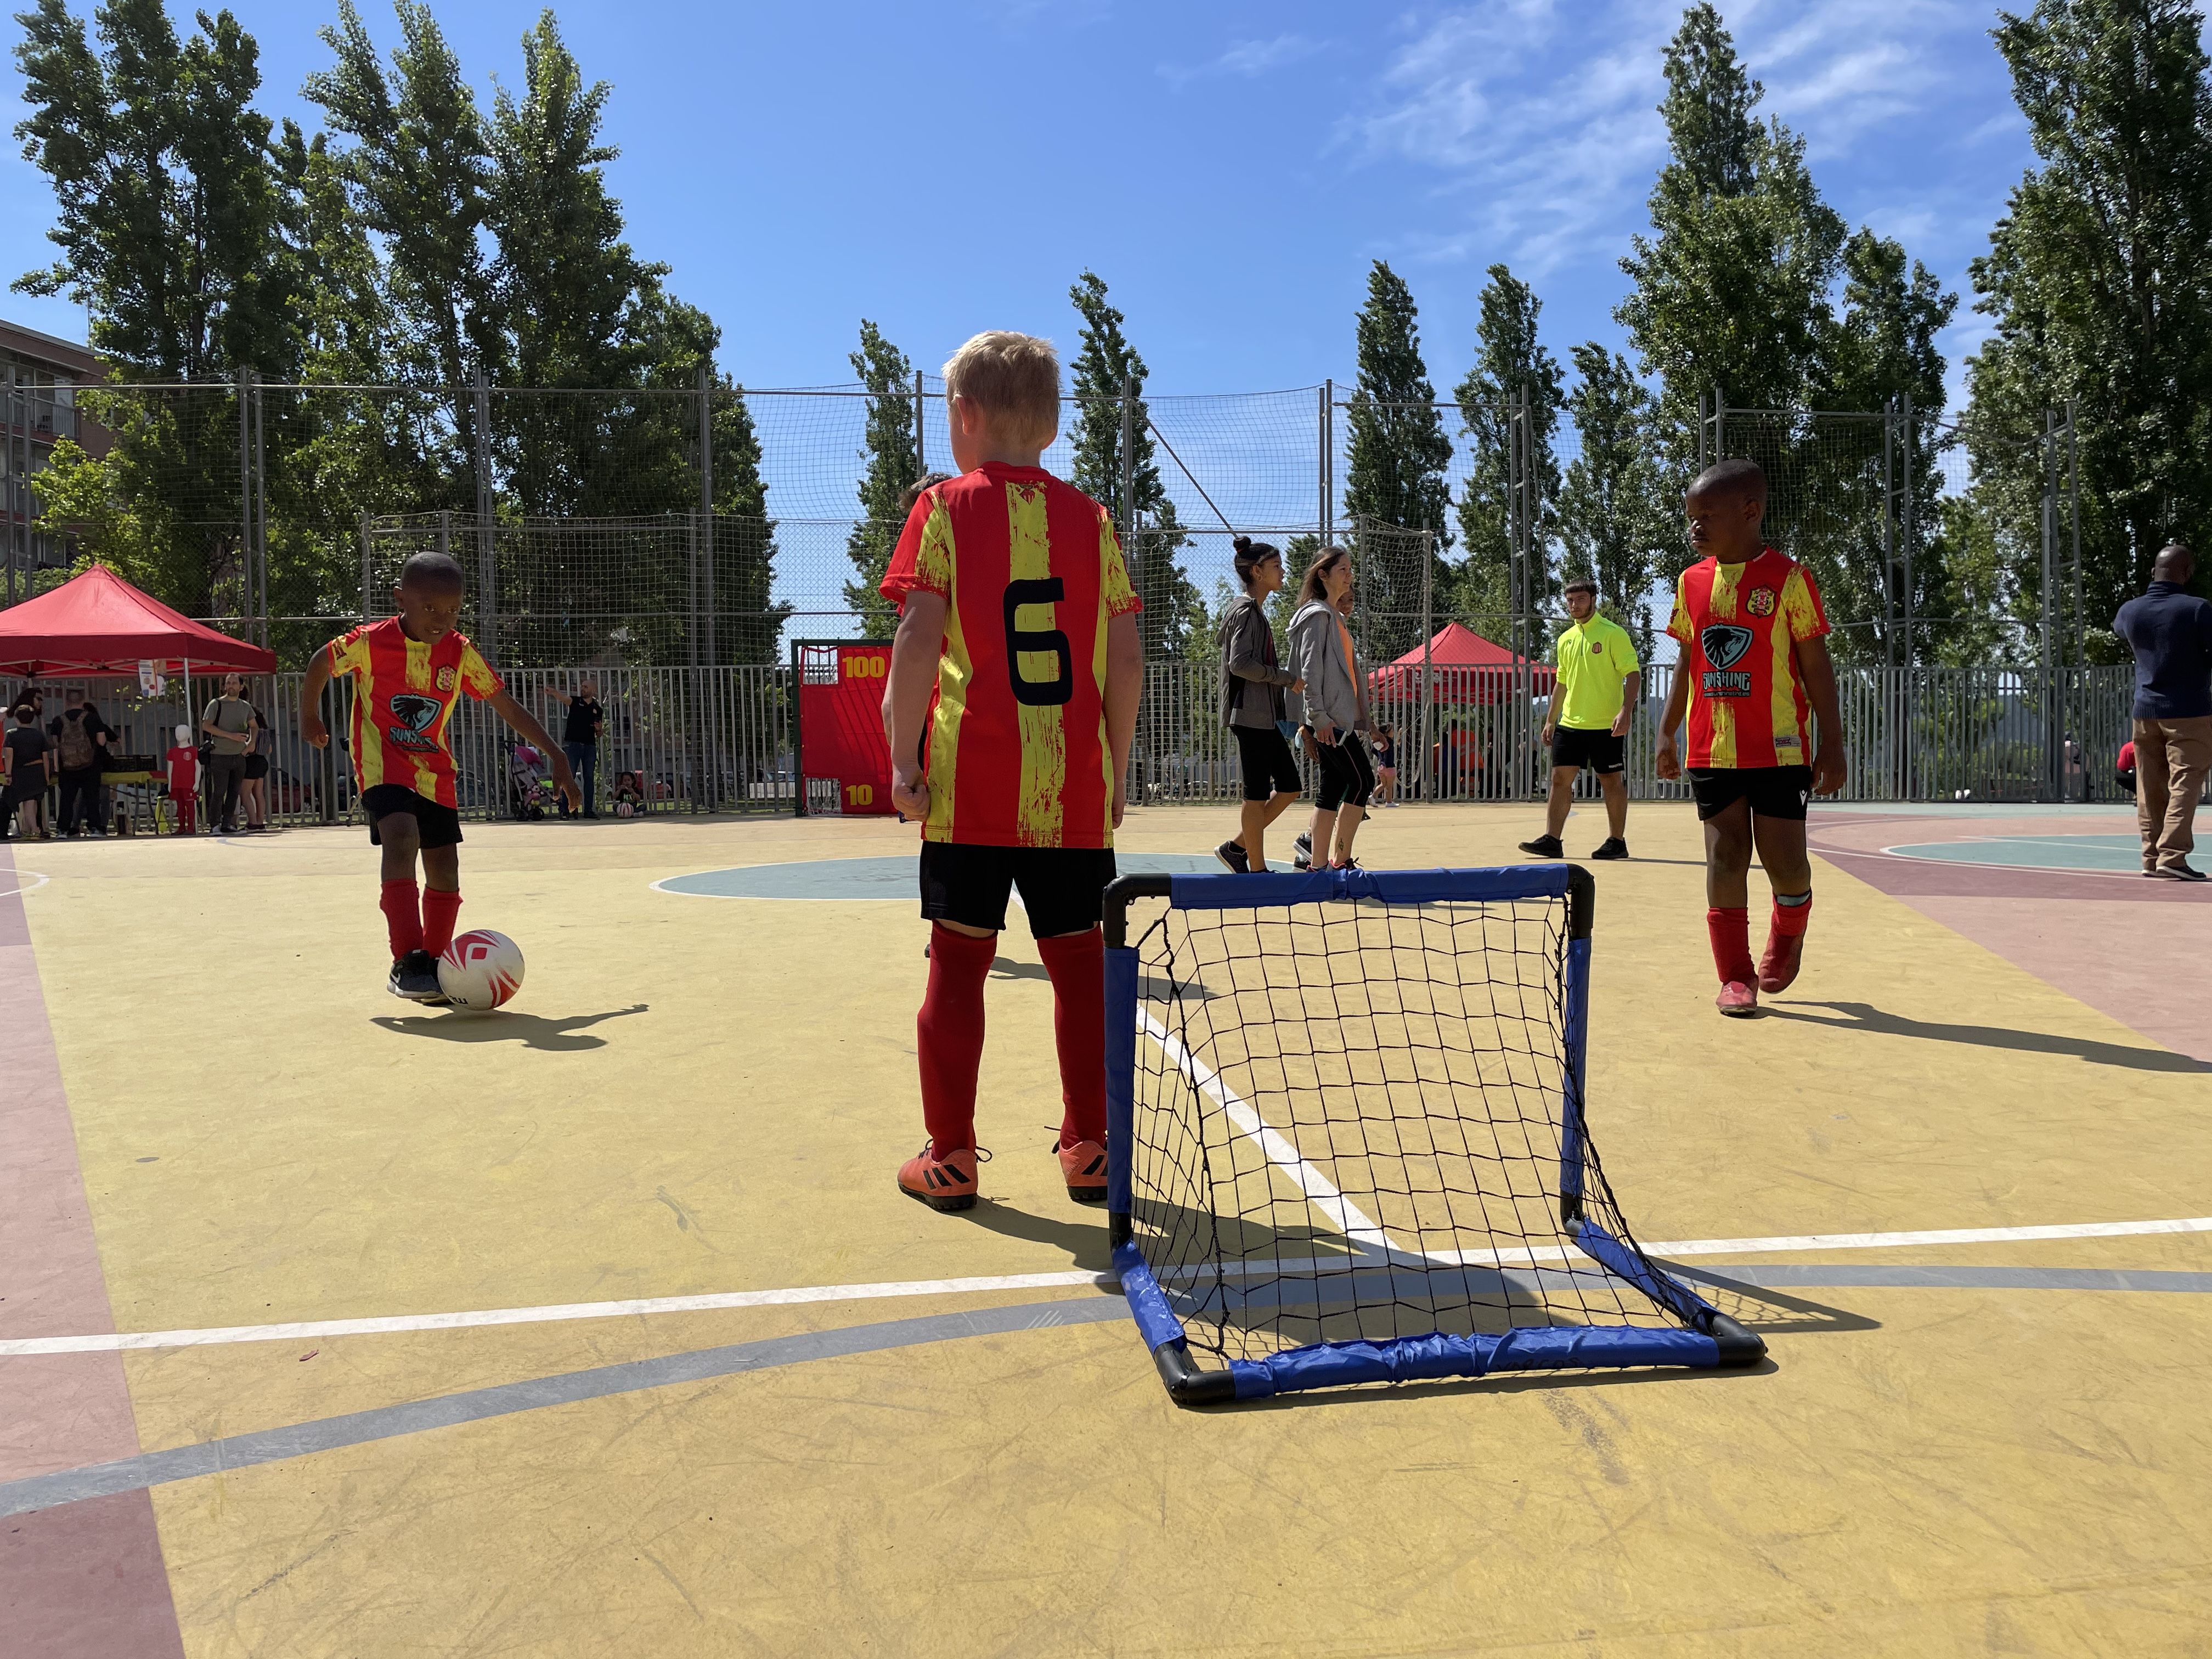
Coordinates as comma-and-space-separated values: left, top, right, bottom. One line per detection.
1007, 482, 1066, 846
1706, 563, 1739, 769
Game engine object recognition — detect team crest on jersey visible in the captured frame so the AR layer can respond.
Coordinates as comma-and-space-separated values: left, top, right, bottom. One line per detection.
436, 665, 457, 691
1589, 640, 1605, 653
1746, 586, 1778, 618
1700, 623, 1755, 698
387, 692, 443, 752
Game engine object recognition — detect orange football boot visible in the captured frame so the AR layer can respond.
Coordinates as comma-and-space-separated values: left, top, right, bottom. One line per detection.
1056, 1138, 1109, 1204
898, 1142, 979, 1212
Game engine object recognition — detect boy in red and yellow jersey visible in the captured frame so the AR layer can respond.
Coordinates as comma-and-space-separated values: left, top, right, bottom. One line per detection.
1655, 459, 1846, 1017
879, 331, 1144, 1211
300, 552, 578, 1001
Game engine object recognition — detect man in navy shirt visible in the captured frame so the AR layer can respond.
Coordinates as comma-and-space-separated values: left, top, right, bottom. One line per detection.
2113, 543, 2212, 880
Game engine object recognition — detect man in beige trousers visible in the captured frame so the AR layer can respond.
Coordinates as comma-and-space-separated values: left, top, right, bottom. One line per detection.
2113, 543, 2212, 881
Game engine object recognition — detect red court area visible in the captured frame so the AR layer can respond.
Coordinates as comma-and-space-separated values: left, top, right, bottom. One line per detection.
1806, 805, 2212, 1062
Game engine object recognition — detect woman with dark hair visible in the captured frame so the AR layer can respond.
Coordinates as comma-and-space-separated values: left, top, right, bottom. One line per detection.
1215, 536, 1305, 871
1286, 546, 1372, 870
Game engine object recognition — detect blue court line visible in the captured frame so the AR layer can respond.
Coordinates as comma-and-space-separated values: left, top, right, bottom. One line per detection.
4, 1265, 2209, 1518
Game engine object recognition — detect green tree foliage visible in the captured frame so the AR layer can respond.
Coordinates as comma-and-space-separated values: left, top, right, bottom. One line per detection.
1617, 3, 1959, 662
1555, 343, 1674, 665
842, 319, 916, 635
1967, 0, 2212, 653
1452, 263, 1564, 622
1066, 270, 1200, 658
1344, 261, 1453, 654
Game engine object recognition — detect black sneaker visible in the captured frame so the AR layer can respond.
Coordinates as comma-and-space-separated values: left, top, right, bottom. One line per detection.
1214, 838, 1250, 874
1292, 831, 1313, 871
1590, 837, 1629, 861
1516, 834, 1565, 859
2149, 860, 2208, 882
388, 949, 447, 1002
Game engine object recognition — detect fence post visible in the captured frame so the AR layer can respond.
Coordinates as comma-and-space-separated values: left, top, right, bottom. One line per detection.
2039, 408, 2059, 800
473, 369, 495, 663
252, 376, 267, 647
913, 368, 926, 477
699, 364, 716, 810
237, 365, 252, 635
1321, 379, 1334, 550
6, 365, 18, 606
2066, 394, 2083, 669
358, 510, 371, 619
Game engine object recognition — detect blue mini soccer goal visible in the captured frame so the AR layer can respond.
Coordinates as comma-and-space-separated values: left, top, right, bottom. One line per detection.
1103, 864, 1764, 1406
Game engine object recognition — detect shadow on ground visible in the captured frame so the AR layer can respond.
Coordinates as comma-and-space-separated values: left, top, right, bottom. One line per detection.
371, 1003, 650, 1052
1762, 999, 2210, 1073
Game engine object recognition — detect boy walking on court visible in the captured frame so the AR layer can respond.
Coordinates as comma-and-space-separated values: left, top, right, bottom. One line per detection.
1655, 460, 1846, 1017
1519, 575, 1640, 861
879, 331, 1144, 1211
300, 552, 578, 1001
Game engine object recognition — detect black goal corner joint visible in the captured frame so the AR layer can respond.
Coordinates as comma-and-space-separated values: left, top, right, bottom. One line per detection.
1103, 872, 1175, 950
1566, 862, 1596, 941
1152, 1340, 1239, 1407
1703, 1311, 1769, 1368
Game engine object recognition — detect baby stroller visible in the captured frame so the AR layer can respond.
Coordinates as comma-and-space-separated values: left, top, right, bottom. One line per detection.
507, 742, 558, 821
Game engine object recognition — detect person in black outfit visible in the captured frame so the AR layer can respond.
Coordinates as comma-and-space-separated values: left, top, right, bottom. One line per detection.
4, 704, 54, 839
548, 679, 605, 819
1216, 537, 1305, 872
49, 694, 112, 837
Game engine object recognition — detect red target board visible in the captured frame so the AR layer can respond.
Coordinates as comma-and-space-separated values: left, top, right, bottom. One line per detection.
795, 640, 895, 815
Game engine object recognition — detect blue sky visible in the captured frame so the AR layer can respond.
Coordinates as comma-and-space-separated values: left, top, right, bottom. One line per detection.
4, 0, 2034, 414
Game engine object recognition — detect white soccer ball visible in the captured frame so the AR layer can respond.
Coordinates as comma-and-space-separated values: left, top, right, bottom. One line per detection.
438, 929, 524, 1012
1954, 789, 1972, 801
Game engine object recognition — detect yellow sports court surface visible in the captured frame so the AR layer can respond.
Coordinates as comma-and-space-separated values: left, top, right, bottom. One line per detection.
4, 801, 2209, 1657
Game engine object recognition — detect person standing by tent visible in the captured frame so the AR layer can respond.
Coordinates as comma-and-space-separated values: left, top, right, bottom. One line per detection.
1520, 576, 1640, 861
201, 672, 255, 834
50, 692, 112, 837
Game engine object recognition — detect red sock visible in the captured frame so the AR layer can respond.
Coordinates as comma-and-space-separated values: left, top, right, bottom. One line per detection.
916, 924, 995, 1154
1037, 929, 1107, 1147
422, 888, 463, 957
1706, 906, 1754, 986
1771, 891, 1813, 938
380, 879, 424, 960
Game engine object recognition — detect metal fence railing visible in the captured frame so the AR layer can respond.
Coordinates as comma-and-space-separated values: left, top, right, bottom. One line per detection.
2, 661, 2148, 829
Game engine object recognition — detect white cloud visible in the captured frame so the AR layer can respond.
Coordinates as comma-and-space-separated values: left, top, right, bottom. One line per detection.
1336, 0, 2005, 279
1160, 33, 1324, 88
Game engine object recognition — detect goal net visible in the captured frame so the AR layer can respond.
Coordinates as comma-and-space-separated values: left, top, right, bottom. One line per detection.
1103, 864, 1763, 1404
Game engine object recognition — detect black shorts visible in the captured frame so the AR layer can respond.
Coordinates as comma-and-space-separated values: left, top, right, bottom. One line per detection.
1688, 766, 1813, 823
918, 841, 1115, 938
363, 783, 465, 849
1232, 724, 1302, 802
243, 753, 269, 780
1551, 725, 1625, 775
1312, 731, 1374, 812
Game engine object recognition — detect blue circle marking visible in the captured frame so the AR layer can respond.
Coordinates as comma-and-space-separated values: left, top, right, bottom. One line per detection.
1883, 834, 2146, 873
653, 851, 1224, 900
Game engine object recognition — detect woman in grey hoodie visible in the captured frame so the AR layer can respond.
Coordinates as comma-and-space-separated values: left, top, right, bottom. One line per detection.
1286, 547, 1373, 870
1216, 536, 1305, 871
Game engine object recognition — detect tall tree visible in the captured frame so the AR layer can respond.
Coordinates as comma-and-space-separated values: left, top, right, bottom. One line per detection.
1452, 263, 1565, 623
304, 0, 493, 396
1066, 270, 1199, 657
1344, 261, 1453, 658
14, 0, 294, 618
1967, 0, 2212, 652
710, 376, 787, 664
1555, 343, 1674, 666
842, 319, 916, 635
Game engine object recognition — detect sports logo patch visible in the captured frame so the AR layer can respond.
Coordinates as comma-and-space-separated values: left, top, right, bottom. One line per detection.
436, 665, 457, 692
1746, 586, 1778, 618
1589, 640, 1605, 654
387, 692, 443, 752
1700, 624, 1754, 670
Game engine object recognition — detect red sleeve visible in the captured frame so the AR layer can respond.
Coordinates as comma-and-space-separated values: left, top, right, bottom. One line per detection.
877, 492, 940, 611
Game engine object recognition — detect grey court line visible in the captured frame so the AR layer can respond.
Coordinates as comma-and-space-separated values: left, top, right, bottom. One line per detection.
5, 1266, 2210, 1519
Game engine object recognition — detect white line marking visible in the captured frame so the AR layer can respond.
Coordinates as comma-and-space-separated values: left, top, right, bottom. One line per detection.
1815, 844, 2155, 883
2, 1216, 2205, 1358
1135, 1007, 1395, 1254
0, 869, 51, 899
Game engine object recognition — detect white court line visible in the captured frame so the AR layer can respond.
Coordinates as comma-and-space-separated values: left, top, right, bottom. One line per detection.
1816, 845, 2153, 883
1135, 1007, 1395, 1255
0, 868, 51, 900
4, 1216, 2207, 1359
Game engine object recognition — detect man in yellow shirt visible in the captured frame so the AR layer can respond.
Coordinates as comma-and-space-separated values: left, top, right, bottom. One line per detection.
1519, 575, 1641, 860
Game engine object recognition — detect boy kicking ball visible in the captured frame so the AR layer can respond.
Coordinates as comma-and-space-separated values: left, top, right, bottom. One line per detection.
879, 331, 1144, 1211
1655, 460, 1846, 1017
301, 552, 578, 1002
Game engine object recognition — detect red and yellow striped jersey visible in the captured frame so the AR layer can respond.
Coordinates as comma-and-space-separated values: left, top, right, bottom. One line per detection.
1666, 549, 1830, 769
325, 617, 503, 807
879, 464, 1141, 848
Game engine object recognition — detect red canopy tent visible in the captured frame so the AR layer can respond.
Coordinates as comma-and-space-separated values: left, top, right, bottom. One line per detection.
1367, 621, 1553, 705
0, 563, 273, 678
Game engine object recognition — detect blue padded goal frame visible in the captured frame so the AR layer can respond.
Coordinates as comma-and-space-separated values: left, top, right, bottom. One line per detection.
1103, 863, 1767, 1406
